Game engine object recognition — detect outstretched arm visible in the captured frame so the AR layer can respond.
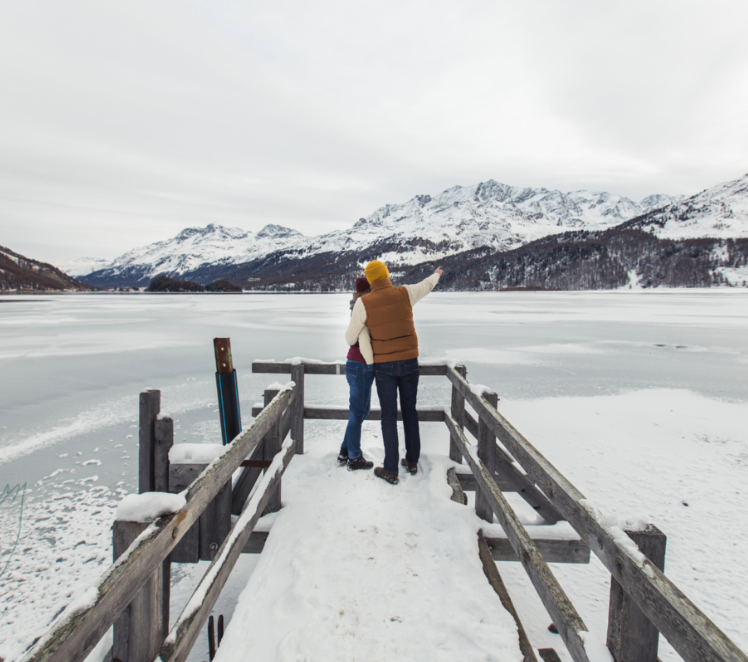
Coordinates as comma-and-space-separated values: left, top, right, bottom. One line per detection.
404, 266, 444, 306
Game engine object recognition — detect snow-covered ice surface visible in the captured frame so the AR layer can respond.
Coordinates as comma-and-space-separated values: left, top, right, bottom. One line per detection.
1, 291, 747, 660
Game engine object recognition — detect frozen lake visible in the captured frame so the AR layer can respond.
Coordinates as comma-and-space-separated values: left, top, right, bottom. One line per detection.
1, 290, 747, 660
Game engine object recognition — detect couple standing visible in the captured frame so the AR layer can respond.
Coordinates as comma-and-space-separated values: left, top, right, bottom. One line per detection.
338, 259, 444, 485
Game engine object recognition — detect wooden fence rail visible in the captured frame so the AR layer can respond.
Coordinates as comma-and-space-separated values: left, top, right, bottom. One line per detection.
21, 387, 296, 662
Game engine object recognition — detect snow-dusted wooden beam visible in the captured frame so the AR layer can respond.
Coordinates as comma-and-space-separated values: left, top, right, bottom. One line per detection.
21, 386, 296, 662
446, 365, 748, 662
445, 410, 592, 662
252, 359, 449, 376
251, 404, 446, 421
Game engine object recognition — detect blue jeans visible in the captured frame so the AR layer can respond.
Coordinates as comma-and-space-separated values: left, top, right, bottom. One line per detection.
375, 358, 420, 474
341, 360, 375, 460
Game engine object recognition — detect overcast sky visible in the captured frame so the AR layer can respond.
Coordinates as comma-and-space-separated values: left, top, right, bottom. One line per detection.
1, 0, 747, 264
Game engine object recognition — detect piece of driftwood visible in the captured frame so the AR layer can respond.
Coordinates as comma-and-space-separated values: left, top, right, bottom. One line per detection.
449, 365, 467, 463
478, 531, 538, 662
607, 526, 667, 662
138, 390, 160, 494
112, 521, 163, 662
463, 410, 562, 524
21, 387, 295, 662
446, 467, 468, 505
484, 537, 590, 564
252, 361, 449, 376
157, 440, 296, 662
476, 390, 498, 523
290, 363, 305, 454
446, 366, 747, 662
445, 412, 591, 662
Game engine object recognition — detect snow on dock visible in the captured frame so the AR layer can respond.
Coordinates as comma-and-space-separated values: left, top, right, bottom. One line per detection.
214, 440, 524, 662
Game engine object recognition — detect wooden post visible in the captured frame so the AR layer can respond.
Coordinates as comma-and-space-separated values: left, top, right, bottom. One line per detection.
153, 416, 173, 636
262, 388, 282, 515
290, 364, 305, 454
449, 365, 467, 463
475, 390, 498, 522
607, 525, 667, 662
113, 520, 164, 662
199, 476, 232, 561
168, 464, 201, 563
214, 338, 242, 446
139, 390, 160, 493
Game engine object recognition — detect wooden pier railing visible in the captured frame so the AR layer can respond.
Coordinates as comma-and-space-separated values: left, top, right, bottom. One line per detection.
21, 358, 747, 662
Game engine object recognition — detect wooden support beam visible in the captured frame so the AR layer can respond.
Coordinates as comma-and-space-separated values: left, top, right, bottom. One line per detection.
449, 365, 467, 463
199, 478, 232, 562
138, 390, 160, 493
607, 526, 667, 662
157, 440, 296, 662
446, 366, 748, 662
478, 531, 538, 662
242, 531, 269, 554
252, 361, 448, 376
21, 387, 295, 662
484, 537, 590, 564
476, 390, 498, 523
153, 416, 172, 635
113, 521, 163, 662
444, 411, 591, 662
290, 364, 305, 454
262, 389, 282, 516
463, 409, 562, 524
272, 406, 445, 421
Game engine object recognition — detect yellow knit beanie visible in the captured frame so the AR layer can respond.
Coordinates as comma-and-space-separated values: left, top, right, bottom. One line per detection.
364, 260, 390, 283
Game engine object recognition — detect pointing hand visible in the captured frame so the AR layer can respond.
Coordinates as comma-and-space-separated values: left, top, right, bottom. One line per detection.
435, 266, 444, 276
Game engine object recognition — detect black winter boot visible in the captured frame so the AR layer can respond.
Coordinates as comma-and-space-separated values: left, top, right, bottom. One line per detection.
347, 454, 374, 471
400, 458, 418, 475
337, 447, 349, 465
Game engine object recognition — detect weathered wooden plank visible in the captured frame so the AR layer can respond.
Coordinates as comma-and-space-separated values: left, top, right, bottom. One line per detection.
252, 361, 448, 376
463, 410, 562, 524
450, 365, 467, 463
139, 390, 160, 493
113, 521, 163, 662
241, 530, 269, 554
153, 416, 172, 633
607, 526, 667, 662
478, 531, 538, 662
21, 387, 295, 662
446, 366, 748, 662
199, 478, 232, 562
446, 467, 467, 505
262, 389, 282, 516
290, 364, 305, 454
476, 391, 498, 523
157, 440, 297, 662
287, 406, 445, 421
454, 470, 514, 492
445, 412, 591, 662
484, 537, 590, 564
169, 464, 201, 564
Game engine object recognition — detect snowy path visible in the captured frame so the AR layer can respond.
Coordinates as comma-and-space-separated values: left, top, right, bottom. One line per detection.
214, 439, 525, 662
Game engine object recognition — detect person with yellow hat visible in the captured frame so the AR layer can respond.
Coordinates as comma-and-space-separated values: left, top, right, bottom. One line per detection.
345, 260, 444, 484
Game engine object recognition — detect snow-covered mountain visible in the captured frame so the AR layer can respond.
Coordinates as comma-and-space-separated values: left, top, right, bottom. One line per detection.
82, 180, 688, 287
621, 173, 748, 239
55, 257, 111, 278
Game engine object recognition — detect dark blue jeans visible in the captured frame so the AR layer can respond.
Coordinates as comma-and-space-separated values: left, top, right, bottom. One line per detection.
341, 359, 375, 460
375, 358, 420, 474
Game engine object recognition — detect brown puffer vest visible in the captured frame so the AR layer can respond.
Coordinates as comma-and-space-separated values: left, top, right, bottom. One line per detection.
360, 279, 418, 363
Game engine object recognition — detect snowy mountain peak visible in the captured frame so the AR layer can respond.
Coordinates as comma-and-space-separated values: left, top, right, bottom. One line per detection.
256, 224, 303, 240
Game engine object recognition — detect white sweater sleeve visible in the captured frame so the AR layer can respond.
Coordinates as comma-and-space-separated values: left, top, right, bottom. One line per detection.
345, 298, 368, 347
404, 273, 440, 307
358, 326, 374, 364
